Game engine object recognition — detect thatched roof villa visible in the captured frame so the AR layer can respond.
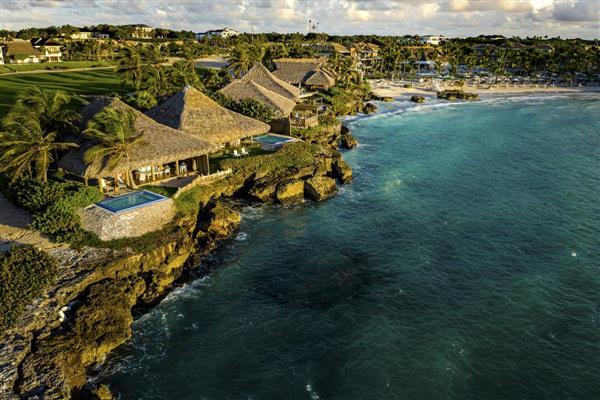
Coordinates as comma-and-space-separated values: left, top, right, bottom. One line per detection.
272, 58, 336, 90
304, 70, 336, 90
1, 39, 42, 64
146, 86, 269, 146
242, 63, 300, 100
219, 80, 296, 119
60, 97, 218, 189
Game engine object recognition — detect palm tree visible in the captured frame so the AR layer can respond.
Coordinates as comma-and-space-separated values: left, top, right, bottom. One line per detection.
0, 114, 78, 182
83, 108, 143, 188
229, 44, 264, 78
6, 87, 80, 139
143, 44, 166, 68
170, 59, 200, 88
116, 46, 144, 89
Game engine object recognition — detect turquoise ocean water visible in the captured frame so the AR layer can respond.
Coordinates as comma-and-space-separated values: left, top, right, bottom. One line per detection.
101, 94, 600, 399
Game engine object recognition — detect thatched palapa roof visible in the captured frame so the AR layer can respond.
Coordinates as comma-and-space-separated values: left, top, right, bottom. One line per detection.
59, 97, 217, 178
272, 58, 325, 86
146, 86, 269, 145
304, 70, 336, 89
4, 40, 41, 57
219, 80, 296, 118
241, 63, 300, 100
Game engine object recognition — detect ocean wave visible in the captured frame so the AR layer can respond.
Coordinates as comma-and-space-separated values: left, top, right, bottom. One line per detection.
344, 92, 598, 128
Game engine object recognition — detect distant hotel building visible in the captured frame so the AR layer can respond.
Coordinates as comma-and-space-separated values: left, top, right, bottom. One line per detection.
196, 27, 241, 40
419, 35, 446, 45
70, 31, 94, 40
130, 24, 154, 39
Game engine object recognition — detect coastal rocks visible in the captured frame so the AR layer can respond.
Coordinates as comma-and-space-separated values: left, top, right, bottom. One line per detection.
332, 158, 353, 184
276, 179, 305, 206
436, 90, 479, 101
372, 95, 394, 102
292, 121, 342, 150
90, 385, 115, 400
410, 95, 426, 103
304, 176, 337, 201
16, 277, 146, 399
363, 102, 378, 114
340, 125, 358, 149
200, 202, 241, 240
0, 236, 195, 400
248, 177, 278, 203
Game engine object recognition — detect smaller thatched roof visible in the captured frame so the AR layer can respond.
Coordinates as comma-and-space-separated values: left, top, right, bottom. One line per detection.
146, 86, 269, 145
272, 58, 325, 86
219, 80, 296, 118
242, 63, 300, 100
59, 97, 218, 179
4, 40, 41, 57
305, 70, 336, 89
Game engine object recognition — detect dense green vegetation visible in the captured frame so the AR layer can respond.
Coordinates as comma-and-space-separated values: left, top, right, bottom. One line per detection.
1, 178, 102, 243
0, 245, 58, 331
0, 69, 124, 117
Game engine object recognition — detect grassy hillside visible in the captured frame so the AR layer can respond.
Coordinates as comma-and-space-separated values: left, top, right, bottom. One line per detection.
0, 69, 126, 117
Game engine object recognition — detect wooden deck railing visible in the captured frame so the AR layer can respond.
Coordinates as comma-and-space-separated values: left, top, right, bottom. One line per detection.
172, 169, 232, 199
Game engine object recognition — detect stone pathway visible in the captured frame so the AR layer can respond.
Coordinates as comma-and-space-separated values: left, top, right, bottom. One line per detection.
0, 195, 65, 252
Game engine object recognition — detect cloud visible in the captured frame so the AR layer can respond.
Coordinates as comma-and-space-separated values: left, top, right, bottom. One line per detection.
552, 0, 600, 22
0, 0, 597, 38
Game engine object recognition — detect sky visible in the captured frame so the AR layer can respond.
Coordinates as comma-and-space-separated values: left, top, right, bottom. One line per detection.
1, 0, 598, 39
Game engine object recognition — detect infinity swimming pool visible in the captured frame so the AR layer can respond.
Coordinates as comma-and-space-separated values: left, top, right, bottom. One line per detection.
96, 191, 167, 214
254, 134, 296, 150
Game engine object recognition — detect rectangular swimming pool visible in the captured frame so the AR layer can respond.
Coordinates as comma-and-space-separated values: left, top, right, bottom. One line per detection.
254, 134, 296, 150
96, 191, 167, 214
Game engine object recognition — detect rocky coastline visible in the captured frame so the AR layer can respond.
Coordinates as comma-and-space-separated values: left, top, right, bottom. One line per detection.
0, 123, 361, 399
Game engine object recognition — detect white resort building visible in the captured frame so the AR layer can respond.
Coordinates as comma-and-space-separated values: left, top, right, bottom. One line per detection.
419, 35, 447, 45
196, 28, 241, 40
31, 38, 63, 62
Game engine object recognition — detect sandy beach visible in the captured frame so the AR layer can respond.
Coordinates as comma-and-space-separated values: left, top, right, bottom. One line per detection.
370, 79, 600, 99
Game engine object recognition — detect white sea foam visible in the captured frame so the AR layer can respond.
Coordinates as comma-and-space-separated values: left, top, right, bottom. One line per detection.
344, 92, 597, 129
305, 383, 320, 400
236, 232, 248, 241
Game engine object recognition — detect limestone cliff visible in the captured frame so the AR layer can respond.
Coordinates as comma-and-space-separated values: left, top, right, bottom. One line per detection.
0, 142, 355, 400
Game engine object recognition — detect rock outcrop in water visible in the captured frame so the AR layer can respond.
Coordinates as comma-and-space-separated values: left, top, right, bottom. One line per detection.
340, 125, 358, 149
436, 90, 479, 101
363, 102, 378, 114
304, 176, 338, 201
410, 95, 426, 103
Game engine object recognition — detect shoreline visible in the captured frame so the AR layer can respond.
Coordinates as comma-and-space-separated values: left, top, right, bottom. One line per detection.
370, 79, 600, 99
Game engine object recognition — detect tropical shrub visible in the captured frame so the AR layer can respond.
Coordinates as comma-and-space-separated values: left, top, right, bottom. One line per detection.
4, 178, 68, 211
234, 98, 274, 123
0, 245, 58, 332
2, 178, 102, 243
210, 92, 274, 123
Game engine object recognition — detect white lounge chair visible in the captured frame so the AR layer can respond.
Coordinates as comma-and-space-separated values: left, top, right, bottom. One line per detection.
116, 176, 127, 190
241, 147, 249, 156
233, 150, 241, 158
100, 179, 114, 193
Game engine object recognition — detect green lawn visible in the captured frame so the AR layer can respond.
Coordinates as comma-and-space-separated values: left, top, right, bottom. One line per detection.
0, 60, 115, 75
0, 69, 127, 117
